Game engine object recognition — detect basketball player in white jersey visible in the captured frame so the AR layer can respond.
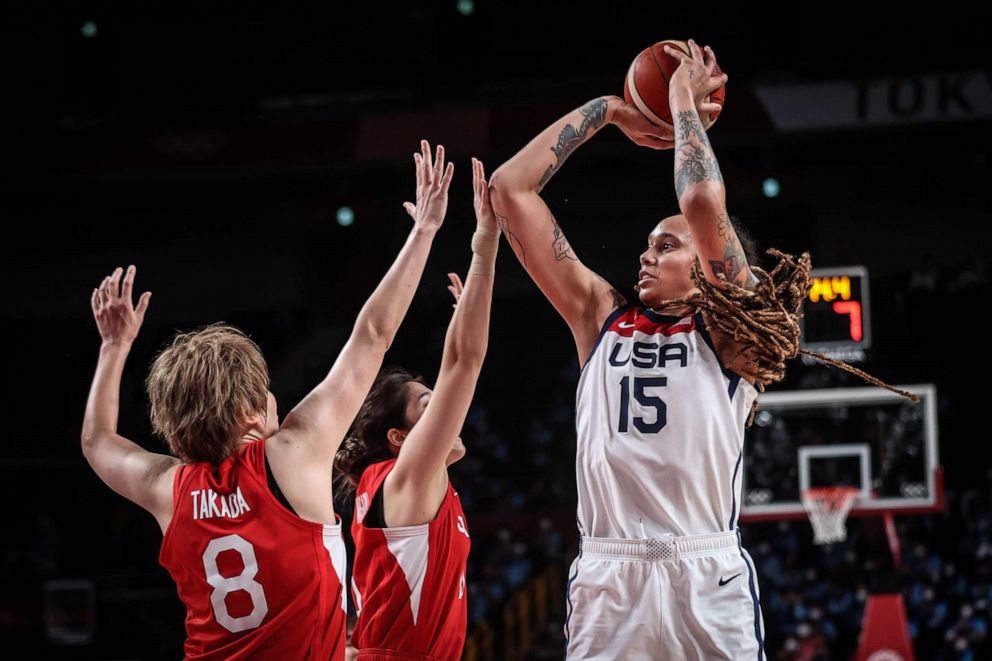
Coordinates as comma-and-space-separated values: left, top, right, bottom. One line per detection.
489, 40, 765, 659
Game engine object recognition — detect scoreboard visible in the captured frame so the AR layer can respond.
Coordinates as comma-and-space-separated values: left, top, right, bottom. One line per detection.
800, 266, 871, 362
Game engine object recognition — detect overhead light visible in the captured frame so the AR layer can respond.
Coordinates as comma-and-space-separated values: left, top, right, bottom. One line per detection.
336, 207, 355, 227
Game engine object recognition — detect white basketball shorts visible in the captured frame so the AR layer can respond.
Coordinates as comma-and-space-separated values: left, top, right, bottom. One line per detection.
564, 529, 765, 660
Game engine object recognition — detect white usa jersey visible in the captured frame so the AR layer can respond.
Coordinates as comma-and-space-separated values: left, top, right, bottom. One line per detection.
575, 304, 759, 539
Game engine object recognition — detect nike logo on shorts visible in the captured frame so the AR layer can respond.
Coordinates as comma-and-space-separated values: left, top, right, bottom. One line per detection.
619, 322, 636, 328
719, 573, 742, 586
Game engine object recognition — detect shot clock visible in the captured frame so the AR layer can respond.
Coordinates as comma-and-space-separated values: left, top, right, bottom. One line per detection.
800, 266, 871, 363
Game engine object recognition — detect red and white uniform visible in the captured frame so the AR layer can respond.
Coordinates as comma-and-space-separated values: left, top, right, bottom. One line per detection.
159, 439, 347, 660
351, 458, 471, 661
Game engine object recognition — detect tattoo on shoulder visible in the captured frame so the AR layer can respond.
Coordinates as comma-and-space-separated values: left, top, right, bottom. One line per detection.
715, 212, 734, 244
539, 98, 608, 189
550, 213, 577, 262
673, 110, 724, 198
708, 241, 748, 283
496, 212, 527, 267
709, 212, 750, 284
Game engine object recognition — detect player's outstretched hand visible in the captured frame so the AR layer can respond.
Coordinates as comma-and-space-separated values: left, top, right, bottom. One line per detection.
91, 265, 151, 347
403, 139, 455, 233
664, 39, 727, 117
607, 96, 675, 150
471, 157, 498, 233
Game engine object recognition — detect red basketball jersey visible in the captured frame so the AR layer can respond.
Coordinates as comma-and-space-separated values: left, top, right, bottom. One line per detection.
159, 439, 347, 660
351, 458, 471, 660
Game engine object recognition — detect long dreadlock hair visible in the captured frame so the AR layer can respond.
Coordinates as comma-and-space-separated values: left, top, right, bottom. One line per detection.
651, 225, 919, 425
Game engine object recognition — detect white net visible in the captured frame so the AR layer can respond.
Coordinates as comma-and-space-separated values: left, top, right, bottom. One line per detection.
801, 487, 860, 544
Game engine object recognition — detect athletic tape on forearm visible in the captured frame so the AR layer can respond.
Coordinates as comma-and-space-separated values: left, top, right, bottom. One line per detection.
469, 227, 499, 276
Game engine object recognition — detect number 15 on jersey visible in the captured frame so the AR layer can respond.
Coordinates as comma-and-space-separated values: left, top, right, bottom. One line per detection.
618, 376, 668, 434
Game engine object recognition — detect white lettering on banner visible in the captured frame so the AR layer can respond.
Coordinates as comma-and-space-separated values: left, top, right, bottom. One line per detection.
754, 70, 992, 131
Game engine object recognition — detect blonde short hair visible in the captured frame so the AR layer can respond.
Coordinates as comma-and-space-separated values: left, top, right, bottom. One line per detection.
146, 324, 269, 464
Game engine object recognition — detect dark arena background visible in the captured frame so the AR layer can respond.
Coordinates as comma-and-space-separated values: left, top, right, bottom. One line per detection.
2, 2, 990, 659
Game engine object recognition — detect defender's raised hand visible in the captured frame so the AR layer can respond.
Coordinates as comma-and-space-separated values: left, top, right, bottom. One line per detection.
471, 157, 498, 233
403, 139, 455, 233
91, 265, 151, 347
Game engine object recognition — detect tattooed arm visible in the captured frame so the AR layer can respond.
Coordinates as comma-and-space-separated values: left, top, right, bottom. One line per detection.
665, 40, 757, 288
489, 97, 669, 363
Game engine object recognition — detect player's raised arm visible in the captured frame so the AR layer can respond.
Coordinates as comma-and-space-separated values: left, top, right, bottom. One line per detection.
273, 140, 452, 470
665, 40, 756, 288
385, 158, 498, 525
488, 97, 670, 362
82, 266, 178, 532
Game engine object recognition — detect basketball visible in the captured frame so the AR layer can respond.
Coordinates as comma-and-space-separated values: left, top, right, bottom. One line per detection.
623, 39, 725, 131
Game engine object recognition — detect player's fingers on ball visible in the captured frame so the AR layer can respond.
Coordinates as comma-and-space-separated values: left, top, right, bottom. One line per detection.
700, 102, 722, 115
703, 45, 717, 68
707, 46, 722, 73
663, 45, 686, 62
699, 82, 722, 100
708, 72, 728, 88
688, 38, 703, 60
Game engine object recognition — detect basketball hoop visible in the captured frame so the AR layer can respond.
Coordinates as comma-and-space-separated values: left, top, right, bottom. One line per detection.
801, 487, 860, 544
